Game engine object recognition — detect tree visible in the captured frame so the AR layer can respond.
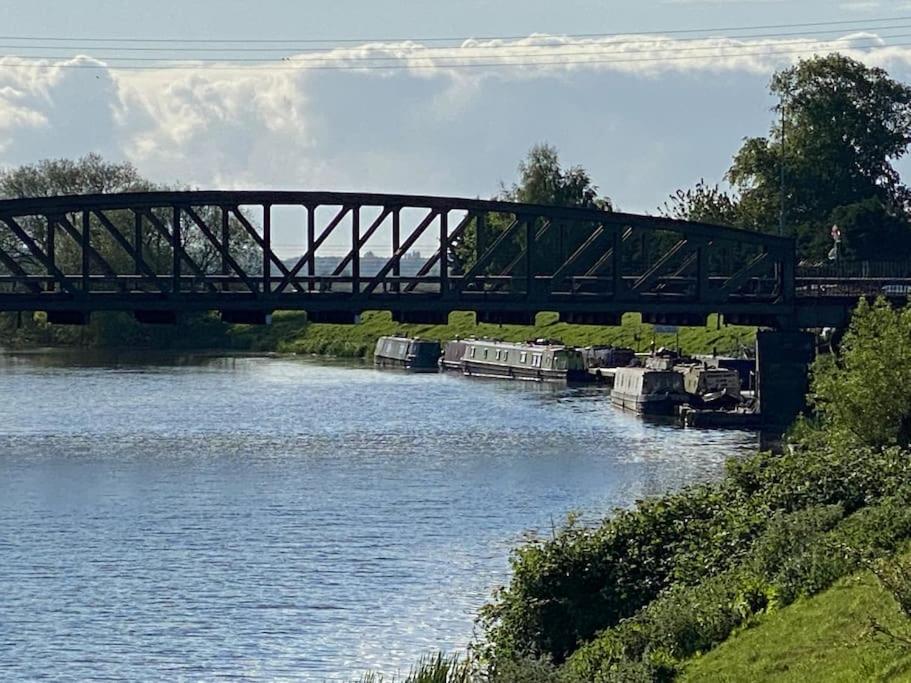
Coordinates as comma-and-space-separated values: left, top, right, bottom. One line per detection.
661, 180, 742, 227
452, 144, 611, 274
0, 154, 152, 197
0, 154, 259, 278
501, 143, 611, 210
810, 297, 911, 449
727, 54, 911, 260
0, 154, 259, 344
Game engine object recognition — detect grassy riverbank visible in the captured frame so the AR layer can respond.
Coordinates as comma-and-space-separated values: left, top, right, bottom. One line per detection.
680, 568, 911, 682
1, 310, 757, 358
232, 310, 756, 358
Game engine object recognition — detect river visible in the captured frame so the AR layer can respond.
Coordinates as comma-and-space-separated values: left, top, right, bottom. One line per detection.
0, 350, 756, 681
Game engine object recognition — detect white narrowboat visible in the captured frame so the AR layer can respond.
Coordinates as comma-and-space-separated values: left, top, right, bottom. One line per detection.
610, 367, 689, 415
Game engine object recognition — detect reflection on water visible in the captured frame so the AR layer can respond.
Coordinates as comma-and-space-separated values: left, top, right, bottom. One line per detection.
0, 350, 756, 681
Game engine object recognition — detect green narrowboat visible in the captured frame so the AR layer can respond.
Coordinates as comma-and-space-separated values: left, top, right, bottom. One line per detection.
455, 339, 587, 382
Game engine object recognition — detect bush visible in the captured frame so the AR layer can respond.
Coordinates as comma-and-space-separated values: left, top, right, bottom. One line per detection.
479, 483, 761, 664
481, 438, 911, 666
562, 497, 911, 681
811, 297, 911, 449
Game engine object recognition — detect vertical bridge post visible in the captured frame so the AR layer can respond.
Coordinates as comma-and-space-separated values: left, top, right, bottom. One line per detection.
172, 206, 181, 294
440, 210, 448, 296
391, 208, 400, 293
46, 215, 55, 292
262, 203, 271, 294
82, 210, 90, 292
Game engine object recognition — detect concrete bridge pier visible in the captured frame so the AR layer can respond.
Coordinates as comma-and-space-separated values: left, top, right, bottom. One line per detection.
756, 330, 816, 431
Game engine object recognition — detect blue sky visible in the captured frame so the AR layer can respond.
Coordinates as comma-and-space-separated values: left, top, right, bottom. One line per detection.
2, 1, 903, 40
2, 0, 911, 254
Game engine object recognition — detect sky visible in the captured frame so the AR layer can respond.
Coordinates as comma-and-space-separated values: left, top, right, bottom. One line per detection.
2, 0, 911, 256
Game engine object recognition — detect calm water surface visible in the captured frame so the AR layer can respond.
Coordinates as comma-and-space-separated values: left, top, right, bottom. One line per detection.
0, 351, 756, 681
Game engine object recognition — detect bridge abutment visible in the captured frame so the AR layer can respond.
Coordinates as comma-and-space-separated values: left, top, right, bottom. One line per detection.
756, 330, 816, 431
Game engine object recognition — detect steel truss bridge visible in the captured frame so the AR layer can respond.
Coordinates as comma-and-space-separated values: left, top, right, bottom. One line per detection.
0, 191, 897, 329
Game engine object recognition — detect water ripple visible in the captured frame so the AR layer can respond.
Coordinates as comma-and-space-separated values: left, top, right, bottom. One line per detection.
0, 351, 755, 681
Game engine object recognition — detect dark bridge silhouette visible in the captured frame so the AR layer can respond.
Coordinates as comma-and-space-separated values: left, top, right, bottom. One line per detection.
0, 190, 900, 328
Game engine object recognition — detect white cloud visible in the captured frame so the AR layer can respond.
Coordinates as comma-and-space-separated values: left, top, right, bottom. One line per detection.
0, 31, 910, 249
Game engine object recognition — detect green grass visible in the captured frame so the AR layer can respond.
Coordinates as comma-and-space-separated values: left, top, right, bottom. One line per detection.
231, 310, 756, 359
681, 571, 911, 683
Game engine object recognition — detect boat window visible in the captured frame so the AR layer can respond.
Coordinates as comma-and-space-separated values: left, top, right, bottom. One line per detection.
495, 350, 502, 360
545, 356, 552, 368
503, 352, 509, 361
483, 349, 489, 359
520, 352, 527, 363
532, 354, 542, 368
470, 347, 476, 358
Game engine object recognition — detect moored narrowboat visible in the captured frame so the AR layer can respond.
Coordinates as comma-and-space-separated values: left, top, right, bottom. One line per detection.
675, 363, 742, 404
374, 336, 441, 372
457, 339, 587, 382
610, 367, 689, 416
440, 339, 468, 371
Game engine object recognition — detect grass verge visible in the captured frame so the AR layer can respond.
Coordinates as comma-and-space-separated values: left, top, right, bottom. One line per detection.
681, 570, 911, 682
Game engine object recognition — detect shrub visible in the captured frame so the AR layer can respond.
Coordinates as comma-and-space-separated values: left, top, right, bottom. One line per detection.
481, 438, 911, 666
562, 497, 911, 681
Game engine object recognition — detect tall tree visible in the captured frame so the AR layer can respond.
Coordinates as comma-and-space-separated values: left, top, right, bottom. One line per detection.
727, 54, 911, 259
452, 144, 610, 274
661, 180, 742, 226
0, 154, 258, 277
0, 155, 260, 344
501, 143, 611, 210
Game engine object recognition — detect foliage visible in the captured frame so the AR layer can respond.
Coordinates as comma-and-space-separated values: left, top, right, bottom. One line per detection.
663, 54, 911, 262
810, 297, 911, 450
226, 310, 755, 360
828, 197, 911, 262
481, 425, 911, 670
501, 144, 611, 211
873, 554, 911, 622
660, 180, 742, 227
727, 54, 911, 259
451, 143, 611, 274
563, 500, 911, 681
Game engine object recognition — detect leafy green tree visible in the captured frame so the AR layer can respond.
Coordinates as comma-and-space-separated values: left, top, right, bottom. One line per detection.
501, 143, 610, 210
0, 154, 258, 277
452, 144, 610, 277
0, 154, 259, 344
829, 198, 911, 261
727, 54, 911, 259
661, 180, 742, 227
0, 154, 152, 197
811, 297, 911, 449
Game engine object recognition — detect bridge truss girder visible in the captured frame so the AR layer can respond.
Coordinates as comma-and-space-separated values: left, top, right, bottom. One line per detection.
0, 190, 797, 326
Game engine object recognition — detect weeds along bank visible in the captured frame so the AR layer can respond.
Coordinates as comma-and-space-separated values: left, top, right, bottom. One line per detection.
360, 298, 911, 682
0, 310, 756, 358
